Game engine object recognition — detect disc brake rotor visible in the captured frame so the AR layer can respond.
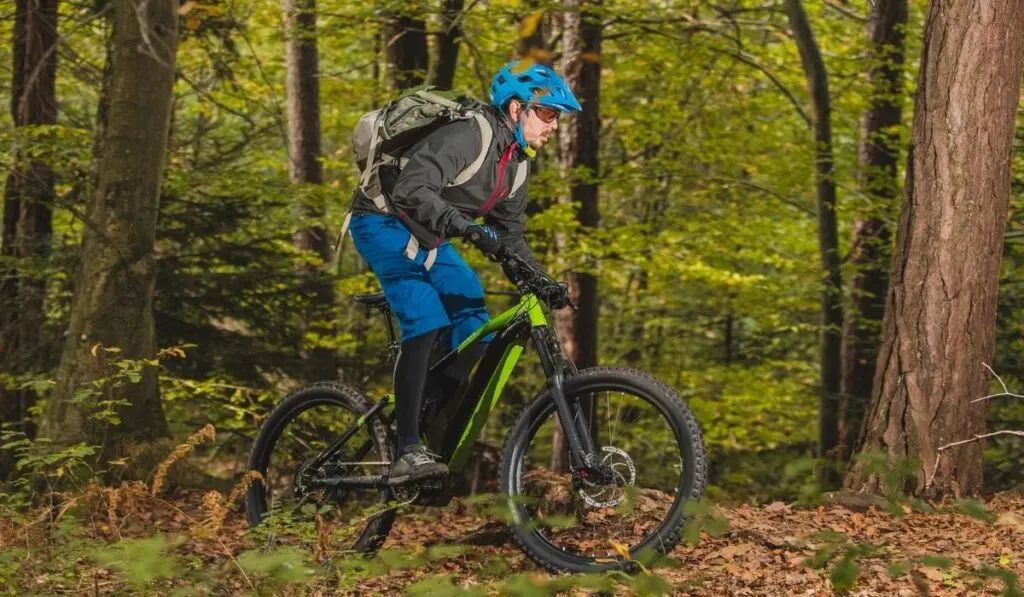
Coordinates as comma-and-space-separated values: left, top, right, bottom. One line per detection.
578, 446, 636, 508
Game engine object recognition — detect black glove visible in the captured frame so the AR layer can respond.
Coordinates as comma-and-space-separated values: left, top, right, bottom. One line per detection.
463, 223, 503, 255
539, 281, 571, 309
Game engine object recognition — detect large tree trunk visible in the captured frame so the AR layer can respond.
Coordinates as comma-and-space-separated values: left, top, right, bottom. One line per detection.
430, 0, 463, 90
783, 0, 843, 489
283, 0, 334, 380
551, 0, 601, 473
384, 9, 427, 90
1, 0, 58, 478
845, 0, 1024, 498
839, 0, 908, 464
41, 0, 179, 460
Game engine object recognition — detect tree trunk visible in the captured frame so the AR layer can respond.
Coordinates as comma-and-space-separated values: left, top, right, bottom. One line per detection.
839, 0, 907, 464
783, 0, 843, 489
431, 0, 463, 90
385, 10, 427, 90
1, 0, 58, 478
41, 0, 179, 460
551, 0, 601, 473
845, 0, 1024, 498
283, 0, 334, 380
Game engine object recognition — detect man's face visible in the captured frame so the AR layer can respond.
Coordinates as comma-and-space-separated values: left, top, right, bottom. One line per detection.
511, 101, 559, 148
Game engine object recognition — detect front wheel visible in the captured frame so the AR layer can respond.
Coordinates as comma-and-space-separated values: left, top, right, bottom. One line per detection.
498, 367, 707, 573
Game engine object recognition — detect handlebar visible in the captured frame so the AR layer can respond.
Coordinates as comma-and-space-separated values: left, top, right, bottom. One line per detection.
490, 246, 577, 311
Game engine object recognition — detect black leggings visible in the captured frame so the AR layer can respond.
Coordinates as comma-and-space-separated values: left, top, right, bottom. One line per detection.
394, 330, 438, 455
393, 330, 487, 455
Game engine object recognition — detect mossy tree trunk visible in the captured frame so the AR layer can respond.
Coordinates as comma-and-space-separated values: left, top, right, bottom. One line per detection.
41, 0, 179, 462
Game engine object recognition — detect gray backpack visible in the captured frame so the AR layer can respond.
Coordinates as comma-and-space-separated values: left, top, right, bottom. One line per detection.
352, 87, 493, 213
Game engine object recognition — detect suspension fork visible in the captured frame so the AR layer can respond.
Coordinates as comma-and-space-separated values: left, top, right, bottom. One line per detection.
531, 326, 598, 469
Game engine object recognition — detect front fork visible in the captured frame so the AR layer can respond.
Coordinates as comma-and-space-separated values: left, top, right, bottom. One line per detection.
530, 327, 601, 475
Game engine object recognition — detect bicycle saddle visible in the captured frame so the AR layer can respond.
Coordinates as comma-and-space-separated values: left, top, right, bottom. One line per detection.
352, 292, 388, 307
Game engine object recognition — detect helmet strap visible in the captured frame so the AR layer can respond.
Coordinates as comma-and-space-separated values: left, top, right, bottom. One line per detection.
513, 121, 536, 159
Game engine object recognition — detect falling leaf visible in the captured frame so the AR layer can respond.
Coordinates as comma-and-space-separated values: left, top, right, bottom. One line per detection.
177, 0, 197, 15
527, 47, 554, 64
519, 10, 544, 39
580, 52, 603, 64
185, 16, 201, 31
90, 343, 100, 357
511, 58, 535, 73
611, 541, 631, 560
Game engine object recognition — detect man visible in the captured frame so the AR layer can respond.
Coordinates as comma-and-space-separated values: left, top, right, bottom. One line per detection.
347, 61, 582, 485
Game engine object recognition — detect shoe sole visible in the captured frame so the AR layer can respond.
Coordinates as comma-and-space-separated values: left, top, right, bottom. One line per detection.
387, 468, 448, 486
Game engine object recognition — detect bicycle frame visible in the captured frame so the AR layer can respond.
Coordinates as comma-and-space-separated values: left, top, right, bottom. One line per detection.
307, 292, 598, 489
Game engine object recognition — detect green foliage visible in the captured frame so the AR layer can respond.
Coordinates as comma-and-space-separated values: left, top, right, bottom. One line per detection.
237, 546, 316, 587
681, 497, 730, 545
94, 535, 184, 588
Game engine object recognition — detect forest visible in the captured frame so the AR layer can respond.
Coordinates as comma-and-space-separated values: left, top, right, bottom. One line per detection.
1, 0, 1023, 594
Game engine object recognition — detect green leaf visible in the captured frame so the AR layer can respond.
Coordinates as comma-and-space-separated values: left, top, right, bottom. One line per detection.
94, 535, 182, 587
377, 548, 425, 569
682, 520, 702, 545
632, 572, 674, 596
538, 513, 576, 529
920, 554, 952, 569
501, 573, 551, 597
829, 558, 859, 594
810, 545, 839, 569
959, 498, 997, 523
704, 516, 730, 537
425, 544, 470, 560
236, 547, 312, 583
887, 562, 911, 578
404, 575, 485, 597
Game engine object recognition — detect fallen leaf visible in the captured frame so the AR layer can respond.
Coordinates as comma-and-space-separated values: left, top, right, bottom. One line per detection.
177, 0, 197, 15
995, 511, 1024, 529
717, 543, 753, 560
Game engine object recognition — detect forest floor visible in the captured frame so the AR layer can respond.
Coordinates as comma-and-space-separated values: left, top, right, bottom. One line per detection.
2, 484, 1022, 596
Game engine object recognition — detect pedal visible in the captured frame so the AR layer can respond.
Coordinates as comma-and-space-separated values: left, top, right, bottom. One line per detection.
411, 475, 456, 507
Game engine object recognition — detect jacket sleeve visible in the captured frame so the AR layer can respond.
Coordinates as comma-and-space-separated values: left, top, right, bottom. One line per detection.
484, 161, 539, 268
389, 119, 484, 237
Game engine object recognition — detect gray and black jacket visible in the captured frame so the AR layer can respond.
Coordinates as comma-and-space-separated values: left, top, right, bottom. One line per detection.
350, 105, 536, 265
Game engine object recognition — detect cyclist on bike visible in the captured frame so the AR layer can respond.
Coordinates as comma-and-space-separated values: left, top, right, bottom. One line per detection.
346, 61, 582, 485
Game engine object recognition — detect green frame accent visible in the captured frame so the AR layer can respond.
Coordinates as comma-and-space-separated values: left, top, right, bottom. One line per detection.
455, 293, 547, 353
447, 342, 526, 471
346, 294, 549, 471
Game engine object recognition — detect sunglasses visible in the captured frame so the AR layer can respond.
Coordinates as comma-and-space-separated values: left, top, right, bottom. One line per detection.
531, 105, 560, 123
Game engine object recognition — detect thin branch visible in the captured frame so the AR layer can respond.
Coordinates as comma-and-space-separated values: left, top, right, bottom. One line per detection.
927, 428, 1024, 488
823, 0, 867, 22
971, 362, 1024, 402
937, 431, 1024, 453
709, 47, 812, 128
710, 176, 816, 217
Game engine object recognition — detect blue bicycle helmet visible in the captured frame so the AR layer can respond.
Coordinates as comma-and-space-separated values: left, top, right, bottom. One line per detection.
490, 60, 582, 156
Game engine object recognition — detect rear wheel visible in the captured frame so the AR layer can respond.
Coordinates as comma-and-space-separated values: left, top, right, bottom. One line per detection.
245, 382, 396, 555
498, 367, 707, 573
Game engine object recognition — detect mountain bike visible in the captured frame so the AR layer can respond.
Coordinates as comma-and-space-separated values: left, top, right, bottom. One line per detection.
245, 247, 708, 573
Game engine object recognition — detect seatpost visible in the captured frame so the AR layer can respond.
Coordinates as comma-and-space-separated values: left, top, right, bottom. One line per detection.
378, 304, 401, 361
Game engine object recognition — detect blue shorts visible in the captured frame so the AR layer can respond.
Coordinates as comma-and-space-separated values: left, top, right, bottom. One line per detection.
348, 212, 491, 349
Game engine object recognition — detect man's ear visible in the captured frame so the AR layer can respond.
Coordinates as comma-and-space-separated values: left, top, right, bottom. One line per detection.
507, 100, 522, 123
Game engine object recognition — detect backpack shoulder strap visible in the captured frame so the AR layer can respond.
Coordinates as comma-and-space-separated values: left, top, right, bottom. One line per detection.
448, 112, 492, 187
509, 159, 529, 197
